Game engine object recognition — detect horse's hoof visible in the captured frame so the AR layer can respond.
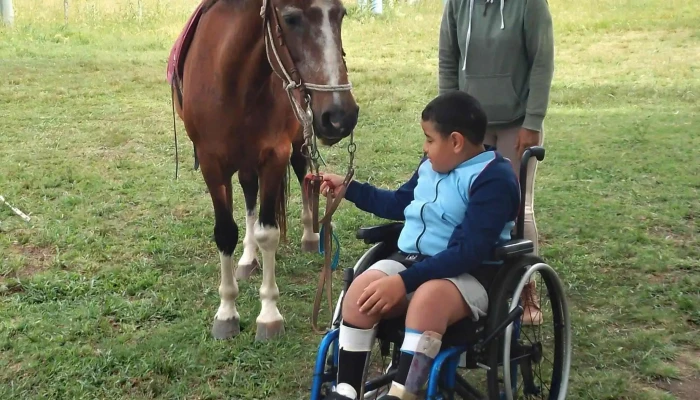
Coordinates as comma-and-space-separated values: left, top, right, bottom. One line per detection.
235, 259, 259, 281
255, 319, 285, 341
301, 238, 319, 253
211, 317, 240, 340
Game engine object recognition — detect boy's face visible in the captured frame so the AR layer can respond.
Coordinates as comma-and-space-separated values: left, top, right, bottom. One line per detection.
421, 120, 466, 174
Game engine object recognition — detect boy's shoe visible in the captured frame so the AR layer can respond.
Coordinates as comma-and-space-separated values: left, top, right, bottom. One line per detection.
521, 281, 543, 326
325, 383, 357, 400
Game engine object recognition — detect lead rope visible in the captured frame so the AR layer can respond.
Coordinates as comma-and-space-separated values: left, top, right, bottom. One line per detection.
309, 130, 356, 334
311, 193, 336, 334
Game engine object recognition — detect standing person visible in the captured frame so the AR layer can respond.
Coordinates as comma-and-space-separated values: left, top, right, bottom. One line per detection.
438, 0, 555, 325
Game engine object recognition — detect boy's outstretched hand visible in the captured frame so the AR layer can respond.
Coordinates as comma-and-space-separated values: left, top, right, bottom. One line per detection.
320, 173, 347, 197
358, 275, 407, 316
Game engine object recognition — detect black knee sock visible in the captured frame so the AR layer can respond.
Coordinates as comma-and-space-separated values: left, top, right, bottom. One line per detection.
338, 349, 369, 394
337, 321, 372, 395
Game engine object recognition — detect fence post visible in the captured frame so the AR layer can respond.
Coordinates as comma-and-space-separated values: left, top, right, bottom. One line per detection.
1, 0, 14, 26
372, 0, 383, 14
138, 0, 143, 21
358, 0, 383, 14
64, 0, 68, 23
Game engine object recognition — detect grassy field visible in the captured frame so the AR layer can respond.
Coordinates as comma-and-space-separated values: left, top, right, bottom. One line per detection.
1, 0, 699, 398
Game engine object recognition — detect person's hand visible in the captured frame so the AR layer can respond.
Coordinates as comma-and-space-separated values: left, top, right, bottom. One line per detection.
515, 128, 540, 158
357, 275, 406, 316
320, 173, 347, 198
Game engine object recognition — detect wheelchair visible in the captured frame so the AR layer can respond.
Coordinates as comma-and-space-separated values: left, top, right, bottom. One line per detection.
310, 147, 572, 400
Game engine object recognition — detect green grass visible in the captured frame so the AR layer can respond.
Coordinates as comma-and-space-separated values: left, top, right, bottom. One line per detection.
1, 0, 699, 399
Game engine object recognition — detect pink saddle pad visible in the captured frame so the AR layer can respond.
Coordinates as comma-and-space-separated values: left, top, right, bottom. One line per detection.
167, 2, 206, 85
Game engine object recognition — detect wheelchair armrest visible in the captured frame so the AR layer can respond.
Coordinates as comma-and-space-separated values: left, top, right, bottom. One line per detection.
356, 222, 404, 245
494, 239, 534, 261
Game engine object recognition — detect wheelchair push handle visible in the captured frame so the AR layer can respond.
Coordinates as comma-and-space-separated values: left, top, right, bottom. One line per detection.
516, 146, 545, 240
519, 146, 545, 184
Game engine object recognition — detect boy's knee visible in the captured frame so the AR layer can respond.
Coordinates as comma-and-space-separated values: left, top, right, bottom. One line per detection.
342, 270, 387, 311
350, 270, 387, 291
407, 280, 467, 331
412, 280, 454, 305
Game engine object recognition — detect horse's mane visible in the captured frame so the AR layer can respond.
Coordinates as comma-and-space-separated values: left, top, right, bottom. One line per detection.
201, 0, 221, 12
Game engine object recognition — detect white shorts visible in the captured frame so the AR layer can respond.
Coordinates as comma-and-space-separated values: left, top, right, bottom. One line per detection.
366, 259, 488, 321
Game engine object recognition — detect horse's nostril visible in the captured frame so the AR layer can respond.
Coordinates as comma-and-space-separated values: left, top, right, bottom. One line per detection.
322, 108, 344, 130
320, 105, 358, 136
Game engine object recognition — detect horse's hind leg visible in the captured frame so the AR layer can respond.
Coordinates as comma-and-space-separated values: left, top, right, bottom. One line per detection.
201, 163, 240, 339
235, 170, 260, 280
254, 146, 290, 341
290, 144, 319, 252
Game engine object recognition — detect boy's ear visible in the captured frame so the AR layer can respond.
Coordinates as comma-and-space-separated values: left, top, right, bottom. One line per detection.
450, 131, 464, 152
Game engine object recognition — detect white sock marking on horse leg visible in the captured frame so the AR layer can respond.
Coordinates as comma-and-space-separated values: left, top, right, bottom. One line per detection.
215, 252, 240, 321
254, 223, 283, 324
238, 211, 258, 267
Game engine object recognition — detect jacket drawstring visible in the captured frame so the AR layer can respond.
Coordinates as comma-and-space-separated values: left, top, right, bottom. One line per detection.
463, 0, 504, 71
461, 0, 475, 71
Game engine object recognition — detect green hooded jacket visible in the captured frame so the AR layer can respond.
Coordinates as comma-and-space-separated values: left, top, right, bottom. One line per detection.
438, 0, 554, 132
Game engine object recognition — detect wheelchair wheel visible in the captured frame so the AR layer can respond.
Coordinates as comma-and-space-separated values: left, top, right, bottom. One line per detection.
486, 256, 572, 400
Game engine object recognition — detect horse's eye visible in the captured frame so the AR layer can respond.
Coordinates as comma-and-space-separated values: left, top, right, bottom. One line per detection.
283, 13, 302, 28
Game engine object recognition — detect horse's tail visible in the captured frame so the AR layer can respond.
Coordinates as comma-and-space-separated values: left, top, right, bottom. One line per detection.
276, 164, 290, 242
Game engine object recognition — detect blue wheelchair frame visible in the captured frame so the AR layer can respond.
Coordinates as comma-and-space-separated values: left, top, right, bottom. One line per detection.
310, 305, 524, 400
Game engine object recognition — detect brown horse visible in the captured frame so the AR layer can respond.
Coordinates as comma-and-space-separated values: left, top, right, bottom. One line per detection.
168, 0, 359, 341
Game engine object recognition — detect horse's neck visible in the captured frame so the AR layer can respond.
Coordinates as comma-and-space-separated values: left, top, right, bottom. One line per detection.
212, 2, 272, 91
208, 0, 298, 134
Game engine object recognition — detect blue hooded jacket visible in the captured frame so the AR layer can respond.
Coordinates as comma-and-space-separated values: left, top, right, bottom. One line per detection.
343, 150, 520, 293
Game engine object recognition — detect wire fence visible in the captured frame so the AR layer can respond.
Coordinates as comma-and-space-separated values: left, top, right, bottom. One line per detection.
2, 0, 417, 27
5, 0, 201, 25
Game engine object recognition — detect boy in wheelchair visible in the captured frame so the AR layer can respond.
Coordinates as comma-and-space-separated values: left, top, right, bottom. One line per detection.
319, 91, 521, 400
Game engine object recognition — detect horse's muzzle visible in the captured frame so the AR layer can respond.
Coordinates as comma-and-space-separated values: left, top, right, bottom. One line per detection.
317, 104, 359, 143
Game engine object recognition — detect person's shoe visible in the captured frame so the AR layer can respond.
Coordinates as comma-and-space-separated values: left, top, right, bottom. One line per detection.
325, 383, 357, 400
521, 281, 543, 326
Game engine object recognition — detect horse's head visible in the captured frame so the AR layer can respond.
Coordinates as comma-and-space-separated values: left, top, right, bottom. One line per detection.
272, 0, 359, 145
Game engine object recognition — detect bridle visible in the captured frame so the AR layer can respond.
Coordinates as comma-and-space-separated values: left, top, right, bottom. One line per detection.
260, 0, 357, 333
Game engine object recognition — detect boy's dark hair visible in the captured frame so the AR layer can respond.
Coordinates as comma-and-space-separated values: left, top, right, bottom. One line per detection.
421, 91, 488, 145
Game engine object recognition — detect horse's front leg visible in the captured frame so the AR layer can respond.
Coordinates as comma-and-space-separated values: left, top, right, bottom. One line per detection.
253, 146, 290, 341
290, 144, 319, 252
